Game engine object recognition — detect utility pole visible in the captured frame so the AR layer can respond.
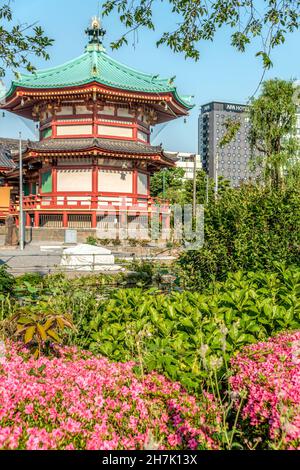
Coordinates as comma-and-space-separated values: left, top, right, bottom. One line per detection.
19, 132, 24, 250
162, 168, 166, 201
192, 153, 197, 217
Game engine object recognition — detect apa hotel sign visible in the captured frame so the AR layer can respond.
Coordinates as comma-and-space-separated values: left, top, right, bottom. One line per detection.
224, 103, 248, 113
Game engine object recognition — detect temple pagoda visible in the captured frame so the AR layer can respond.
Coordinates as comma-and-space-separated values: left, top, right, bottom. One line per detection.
1, 18, 193, 233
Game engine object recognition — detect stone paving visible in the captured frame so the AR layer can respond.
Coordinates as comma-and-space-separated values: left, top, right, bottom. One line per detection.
0, 241, 64, 274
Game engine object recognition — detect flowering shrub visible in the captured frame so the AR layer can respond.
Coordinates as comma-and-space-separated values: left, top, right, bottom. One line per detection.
0, 342, 220, 450
230, 331, 300, 449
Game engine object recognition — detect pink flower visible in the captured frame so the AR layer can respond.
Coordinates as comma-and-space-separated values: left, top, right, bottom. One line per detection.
0, 340, 220, 450
24, 404, 34, 415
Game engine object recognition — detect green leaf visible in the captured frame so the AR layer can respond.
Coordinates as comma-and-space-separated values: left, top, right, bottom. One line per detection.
24, 325, 36, 344
46, 329, 60, 343
37, 323, 47, 341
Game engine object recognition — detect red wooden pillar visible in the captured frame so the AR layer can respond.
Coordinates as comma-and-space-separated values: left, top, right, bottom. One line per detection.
93, 106, 97, 136
133, 167, 138, 205
63, 212, 68, 228
92, 165, 98, 204
34, 211, 39, 227
133, 123, 138, 141
52, 167, 57, 206
26, 212, 31, 227
91, 212, 97, 229
52, 167, 57, 193
92, 163, 98, 228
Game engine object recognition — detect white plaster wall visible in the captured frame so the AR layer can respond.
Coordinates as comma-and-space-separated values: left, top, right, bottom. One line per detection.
57, 169, 92, 192
98, 169, 133, 193
98, 125, 133, 138
56, 125, 93, 136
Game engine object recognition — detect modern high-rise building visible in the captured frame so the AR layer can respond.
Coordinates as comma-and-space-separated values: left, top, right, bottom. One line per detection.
198, 101, 259, 187
164, 152, 202, 180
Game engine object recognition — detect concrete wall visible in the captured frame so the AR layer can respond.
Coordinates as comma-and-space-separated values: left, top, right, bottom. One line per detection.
24, 227, 97, 243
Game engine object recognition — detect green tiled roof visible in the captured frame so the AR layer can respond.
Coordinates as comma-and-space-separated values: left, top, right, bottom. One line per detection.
7, 44, 193, 109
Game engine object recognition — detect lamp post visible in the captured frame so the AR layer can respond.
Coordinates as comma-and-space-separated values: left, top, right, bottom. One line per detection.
19, 132, 24, 250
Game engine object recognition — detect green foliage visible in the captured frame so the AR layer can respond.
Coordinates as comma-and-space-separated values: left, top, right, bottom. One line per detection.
102, 1, 300, 66
219, 118, 242, 148
126, 260, 155, 287
150, 167, 185, 203
15, 304, 74, 358
184, 170, 230, 204
249, 79, 299, 187
0, 2, 53, 77
86, 236, 98, 246
178, 185, 300, 290
84, 265, 300, 391
0, 265, 15, 294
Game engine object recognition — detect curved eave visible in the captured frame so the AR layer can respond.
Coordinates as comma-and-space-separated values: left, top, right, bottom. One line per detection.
2, 82, 192, 118
22, 146, 175, 167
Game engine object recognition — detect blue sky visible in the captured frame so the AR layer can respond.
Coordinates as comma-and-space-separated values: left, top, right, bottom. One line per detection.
0, 0, 299, 152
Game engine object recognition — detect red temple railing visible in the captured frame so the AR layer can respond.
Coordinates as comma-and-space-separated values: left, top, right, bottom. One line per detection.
9, 194, 170, 214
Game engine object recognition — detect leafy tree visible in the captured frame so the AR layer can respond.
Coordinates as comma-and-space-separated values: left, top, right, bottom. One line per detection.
150, 167, 185, 203
0, 1, 53, 77
184, 170, 230, 204
102, 0, 300, 67
248, 79, 299, 187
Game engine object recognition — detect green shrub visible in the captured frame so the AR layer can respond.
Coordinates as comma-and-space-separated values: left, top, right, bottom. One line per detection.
178, 185, 300, 290
0, 265, 15, 294
86, 236, 97, 246
85, 265, 300, 391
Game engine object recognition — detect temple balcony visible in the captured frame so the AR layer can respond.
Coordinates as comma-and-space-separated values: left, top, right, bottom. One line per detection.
10, 194, 170, 215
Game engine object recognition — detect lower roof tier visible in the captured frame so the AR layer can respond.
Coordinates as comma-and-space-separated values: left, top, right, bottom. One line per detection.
17, 138, 176, 168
